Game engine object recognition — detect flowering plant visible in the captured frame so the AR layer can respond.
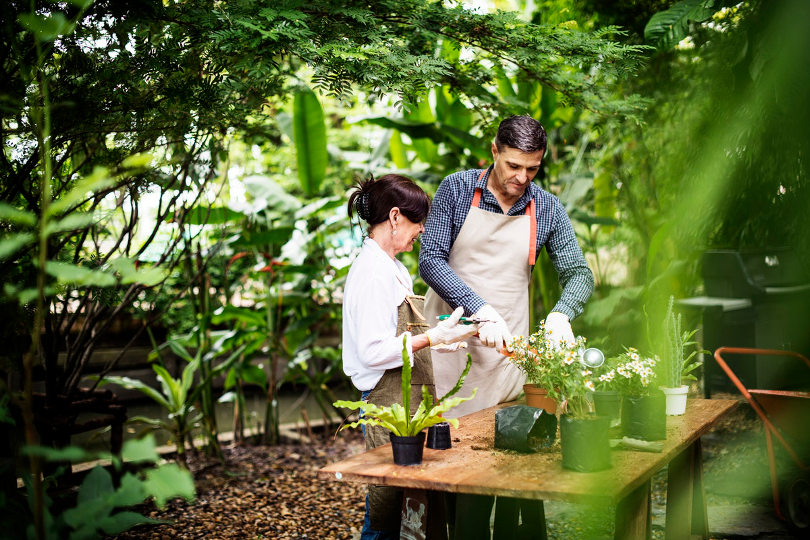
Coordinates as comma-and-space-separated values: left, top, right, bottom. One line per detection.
604, 347, 660, 396
508, 323, 594, 417
591, 354, 620, 392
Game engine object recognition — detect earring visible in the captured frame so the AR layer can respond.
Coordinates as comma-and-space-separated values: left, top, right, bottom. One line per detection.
391, 229, 398, 236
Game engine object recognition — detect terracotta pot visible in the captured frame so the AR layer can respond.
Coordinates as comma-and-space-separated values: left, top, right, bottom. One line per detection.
523, 384, 557, 414
660, 385, 689, 415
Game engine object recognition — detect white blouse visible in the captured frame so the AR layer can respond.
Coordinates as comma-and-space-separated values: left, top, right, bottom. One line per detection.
342, 238, 415, 391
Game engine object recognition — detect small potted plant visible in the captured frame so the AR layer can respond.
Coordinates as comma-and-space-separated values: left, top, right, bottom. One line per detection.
610, 348, 666, 441
508, 322, 586, 414
334, 340, 476, 466
556, 354, 612, 472
591, 356, 621, 427
658, 296, 702, 415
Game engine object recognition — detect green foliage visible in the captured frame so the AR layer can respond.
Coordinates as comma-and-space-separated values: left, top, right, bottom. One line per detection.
644, 0, 735, 49
334, 338, 476, 436
96, 338, 243, 463
292, 87, 328, 196
19, 435, 194, 540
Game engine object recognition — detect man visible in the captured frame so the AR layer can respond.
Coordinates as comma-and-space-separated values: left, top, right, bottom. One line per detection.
419, 115, 594, 418
419, 115, 594, 539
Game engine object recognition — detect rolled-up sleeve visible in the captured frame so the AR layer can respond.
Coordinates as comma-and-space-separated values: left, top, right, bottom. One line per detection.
419, 176, 486, 316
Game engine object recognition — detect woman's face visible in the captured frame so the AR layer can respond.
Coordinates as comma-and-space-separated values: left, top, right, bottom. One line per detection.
393, 214, 425, 254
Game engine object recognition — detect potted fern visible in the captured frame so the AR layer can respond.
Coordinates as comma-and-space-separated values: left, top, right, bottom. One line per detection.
334, 338, 476, 465
658, 297, 702, 416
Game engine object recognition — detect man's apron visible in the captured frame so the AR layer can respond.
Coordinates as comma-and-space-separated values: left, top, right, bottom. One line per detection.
364, 295, 438, 531
425, 168, 536, 419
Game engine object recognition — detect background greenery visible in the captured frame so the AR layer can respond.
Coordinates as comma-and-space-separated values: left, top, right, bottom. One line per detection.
2, 0, 808, 537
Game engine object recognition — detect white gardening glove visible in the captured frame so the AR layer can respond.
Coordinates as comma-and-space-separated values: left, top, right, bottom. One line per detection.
426, 307, 479, 346
544, 311, 575, 349
474, 304, 512, 351
431, 341, 468, 352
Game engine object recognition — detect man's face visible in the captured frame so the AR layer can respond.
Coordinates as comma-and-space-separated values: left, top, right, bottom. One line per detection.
489, 143, 544, 202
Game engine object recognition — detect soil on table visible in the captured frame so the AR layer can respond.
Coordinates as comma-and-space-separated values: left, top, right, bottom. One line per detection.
110, 394, 794, 539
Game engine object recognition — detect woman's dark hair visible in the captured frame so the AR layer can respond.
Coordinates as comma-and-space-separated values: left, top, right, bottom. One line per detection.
347, 174, 431, 227
494, 115, 547, 154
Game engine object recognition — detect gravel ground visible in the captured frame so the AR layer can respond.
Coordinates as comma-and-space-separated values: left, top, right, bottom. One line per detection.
109, 395, 801, 539
110, 430, 367, 540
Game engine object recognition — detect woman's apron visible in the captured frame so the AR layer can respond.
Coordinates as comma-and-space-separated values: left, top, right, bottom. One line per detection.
425, 168, 536, 419
364, 294, 436, 531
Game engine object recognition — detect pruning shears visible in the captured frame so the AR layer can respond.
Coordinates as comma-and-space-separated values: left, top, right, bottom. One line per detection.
436, 315, 494, 325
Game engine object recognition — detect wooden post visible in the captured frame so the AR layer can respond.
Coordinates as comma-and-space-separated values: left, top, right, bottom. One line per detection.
615, 480, 651, 540
665, 440, 708, 539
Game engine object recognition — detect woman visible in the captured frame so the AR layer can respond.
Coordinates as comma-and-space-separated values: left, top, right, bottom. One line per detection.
342, 174, 478, 539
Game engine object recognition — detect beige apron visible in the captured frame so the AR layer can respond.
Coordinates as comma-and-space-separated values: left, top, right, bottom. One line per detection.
425, 168, 536, 418
365, 295, 439, 532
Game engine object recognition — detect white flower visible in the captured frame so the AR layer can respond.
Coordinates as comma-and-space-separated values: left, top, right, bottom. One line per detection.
585, 380, 596, 392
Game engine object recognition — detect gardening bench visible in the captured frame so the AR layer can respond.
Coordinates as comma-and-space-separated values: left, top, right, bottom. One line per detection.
319, 398, 738, 539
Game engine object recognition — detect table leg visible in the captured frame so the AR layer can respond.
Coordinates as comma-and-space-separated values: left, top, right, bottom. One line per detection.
493, 497, 547, 540
665, 440, 709, 540
615, 479, 651, 540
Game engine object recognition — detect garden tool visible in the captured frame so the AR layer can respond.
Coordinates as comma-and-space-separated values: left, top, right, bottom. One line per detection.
579, 347, 605, 369
436, 315, 497, 325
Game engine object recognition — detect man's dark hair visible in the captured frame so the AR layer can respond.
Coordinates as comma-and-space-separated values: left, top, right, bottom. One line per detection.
494, 115, 547, 154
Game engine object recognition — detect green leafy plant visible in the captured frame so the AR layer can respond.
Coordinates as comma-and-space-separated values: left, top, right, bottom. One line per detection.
659, 296, 702, 388
334, 337, 477, 436
16, 435, 194, 540
95, 338, 243, 466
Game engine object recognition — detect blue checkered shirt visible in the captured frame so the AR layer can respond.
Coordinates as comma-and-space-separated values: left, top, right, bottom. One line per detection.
418, 167, 594, 320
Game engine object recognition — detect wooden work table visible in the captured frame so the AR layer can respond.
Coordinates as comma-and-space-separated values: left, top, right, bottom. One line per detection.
320, 398, 738, 539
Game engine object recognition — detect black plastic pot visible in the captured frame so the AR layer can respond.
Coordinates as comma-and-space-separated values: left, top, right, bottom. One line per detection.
560, 414, 611, 472
621, 392, 666, 441
593, 390, 620, 423
494, 405, 557, 453
390, 432, 426, 465
426, 422, 452, 450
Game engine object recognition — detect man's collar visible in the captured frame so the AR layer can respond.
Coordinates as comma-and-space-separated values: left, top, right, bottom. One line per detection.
475, 166, 492, 190
477, 165, 534, 213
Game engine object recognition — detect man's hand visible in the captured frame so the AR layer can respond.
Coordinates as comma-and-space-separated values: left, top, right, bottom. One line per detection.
544, 312, 575, 348
474, 305, 512, 351
426, 307, 479, 346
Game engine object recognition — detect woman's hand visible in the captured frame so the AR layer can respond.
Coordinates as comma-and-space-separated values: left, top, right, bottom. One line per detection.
426, 307, 480, 346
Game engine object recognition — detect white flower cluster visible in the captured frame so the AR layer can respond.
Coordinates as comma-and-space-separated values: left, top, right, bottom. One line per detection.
615, 348, 657, 387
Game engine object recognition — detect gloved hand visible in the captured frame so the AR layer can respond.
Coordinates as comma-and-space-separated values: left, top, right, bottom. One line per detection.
474, 304, 512, 351
544, 311, 575, 349
431, 341, 468, 352
426, 307, 479, 346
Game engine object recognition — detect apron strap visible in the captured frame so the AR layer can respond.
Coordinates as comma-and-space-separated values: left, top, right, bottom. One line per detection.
404, 295, 427, 322
472, 169, 537, 266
